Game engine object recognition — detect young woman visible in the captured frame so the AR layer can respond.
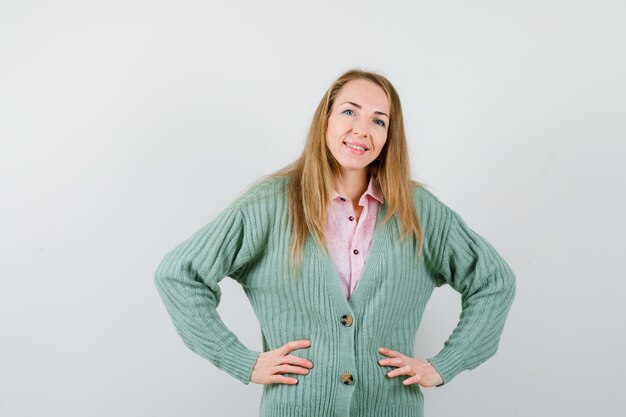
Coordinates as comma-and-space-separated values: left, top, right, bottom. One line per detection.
154, 69, 516, 417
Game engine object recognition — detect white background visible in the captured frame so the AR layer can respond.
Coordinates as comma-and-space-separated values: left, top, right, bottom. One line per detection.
1, 1, 624, 416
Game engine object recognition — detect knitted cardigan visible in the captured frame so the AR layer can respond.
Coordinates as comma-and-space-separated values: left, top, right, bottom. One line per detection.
153, 175, 516, 417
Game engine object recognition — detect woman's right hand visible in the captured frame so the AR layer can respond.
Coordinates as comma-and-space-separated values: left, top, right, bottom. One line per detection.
250, 340, 314, 385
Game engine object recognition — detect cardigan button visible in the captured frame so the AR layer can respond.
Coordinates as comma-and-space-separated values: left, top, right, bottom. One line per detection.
348, 216, 354, 221
340, 314, 353, 327
341, 372, 354, 385
353, 249, 359, 255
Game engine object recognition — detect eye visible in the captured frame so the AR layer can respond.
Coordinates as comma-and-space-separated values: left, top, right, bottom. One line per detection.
342, 109, 355, 116
375, 119, 386, 127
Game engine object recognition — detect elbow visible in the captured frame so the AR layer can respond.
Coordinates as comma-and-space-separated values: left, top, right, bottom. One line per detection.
497, 265, 516, 327
494, 267, 516, 319
153, 269, 164, 292
153, 258, 173, 293
504, 265, 516, 305
494, 258, 516, 307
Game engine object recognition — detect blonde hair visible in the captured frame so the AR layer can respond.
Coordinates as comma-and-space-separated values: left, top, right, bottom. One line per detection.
254, 68, 426, 280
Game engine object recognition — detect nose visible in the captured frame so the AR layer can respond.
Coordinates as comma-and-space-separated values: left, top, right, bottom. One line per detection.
351, 117, 371, 138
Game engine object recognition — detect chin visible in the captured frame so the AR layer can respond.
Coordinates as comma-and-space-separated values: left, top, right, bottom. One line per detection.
337, 161, 372, 171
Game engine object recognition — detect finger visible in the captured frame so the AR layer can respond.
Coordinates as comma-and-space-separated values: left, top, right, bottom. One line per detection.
270, 374, 300, 385
273, 364, 311, 375
280, 340, 311, 355
387, 365, 411, 378
379, 346, 403, 358
402, 375, 421, 385
283, 354, 314, 369
378, 357, 404, 367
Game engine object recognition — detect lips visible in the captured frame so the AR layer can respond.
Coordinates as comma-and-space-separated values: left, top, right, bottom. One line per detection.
342, 140, 369, 150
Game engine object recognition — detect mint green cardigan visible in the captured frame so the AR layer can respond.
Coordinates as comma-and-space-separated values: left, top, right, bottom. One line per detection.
154, 176, 516, 417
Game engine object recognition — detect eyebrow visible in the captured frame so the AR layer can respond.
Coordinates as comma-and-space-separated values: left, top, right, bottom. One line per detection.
341, 101, 389, 119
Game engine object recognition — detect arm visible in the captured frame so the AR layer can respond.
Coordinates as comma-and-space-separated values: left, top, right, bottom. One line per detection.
153, 202, 261, 384
427, 204, 516, 386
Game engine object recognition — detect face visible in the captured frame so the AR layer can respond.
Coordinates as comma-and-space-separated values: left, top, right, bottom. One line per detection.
326, 78, 390, 175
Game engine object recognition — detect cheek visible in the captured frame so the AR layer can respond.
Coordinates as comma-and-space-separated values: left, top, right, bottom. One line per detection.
325, 128, 339, 152
375, 134, 388, 151
325, 126, 336, 145
328, 114, 350, 134
327, 124, 344, 144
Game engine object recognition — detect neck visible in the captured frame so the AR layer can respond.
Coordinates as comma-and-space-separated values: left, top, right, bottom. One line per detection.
333, 168, 369, 202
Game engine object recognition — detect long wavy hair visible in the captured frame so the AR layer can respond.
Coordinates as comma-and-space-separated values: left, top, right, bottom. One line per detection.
253, 68, 427, 281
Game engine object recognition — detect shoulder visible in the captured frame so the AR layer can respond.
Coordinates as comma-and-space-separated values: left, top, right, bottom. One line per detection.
410, 181, 460, 238
223, 175, 290, 223
235, 175, 289, 204
411, 181, 450, 215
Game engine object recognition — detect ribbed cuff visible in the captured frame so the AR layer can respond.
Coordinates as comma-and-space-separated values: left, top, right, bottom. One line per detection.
427, 349, 466, 387
219, 343, 261, 385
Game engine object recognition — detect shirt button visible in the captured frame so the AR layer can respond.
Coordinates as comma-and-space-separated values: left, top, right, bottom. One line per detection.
340, 314, 353, 327
341, 372, 354, 385
353, 249, 359, 255
340, 197, 346, 202
348, 216, 354, 221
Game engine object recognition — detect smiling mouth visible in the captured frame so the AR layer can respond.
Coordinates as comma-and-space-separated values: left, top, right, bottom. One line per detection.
343, 141, 369, 151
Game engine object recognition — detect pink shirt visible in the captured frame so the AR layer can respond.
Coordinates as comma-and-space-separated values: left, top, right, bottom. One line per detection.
326, 175, 384, 300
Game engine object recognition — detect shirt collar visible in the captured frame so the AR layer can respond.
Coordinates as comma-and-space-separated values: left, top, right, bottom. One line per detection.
331, 175, 384, 204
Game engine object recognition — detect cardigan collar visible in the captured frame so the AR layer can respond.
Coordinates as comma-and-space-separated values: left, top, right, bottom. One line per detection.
310, 200, 391, 309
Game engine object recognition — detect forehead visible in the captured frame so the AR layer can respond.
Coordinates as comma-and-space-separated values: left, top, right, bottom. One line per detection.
335, 79, 390, 113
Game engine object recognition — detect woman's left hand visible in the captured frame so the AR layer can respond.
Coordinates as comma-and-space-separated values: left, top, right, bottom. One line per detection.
377, 347, 443, 388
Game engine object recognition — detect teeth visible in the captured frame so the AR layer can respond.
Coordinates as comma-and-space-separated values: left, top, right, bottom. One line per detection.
344, 142, 366, 151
